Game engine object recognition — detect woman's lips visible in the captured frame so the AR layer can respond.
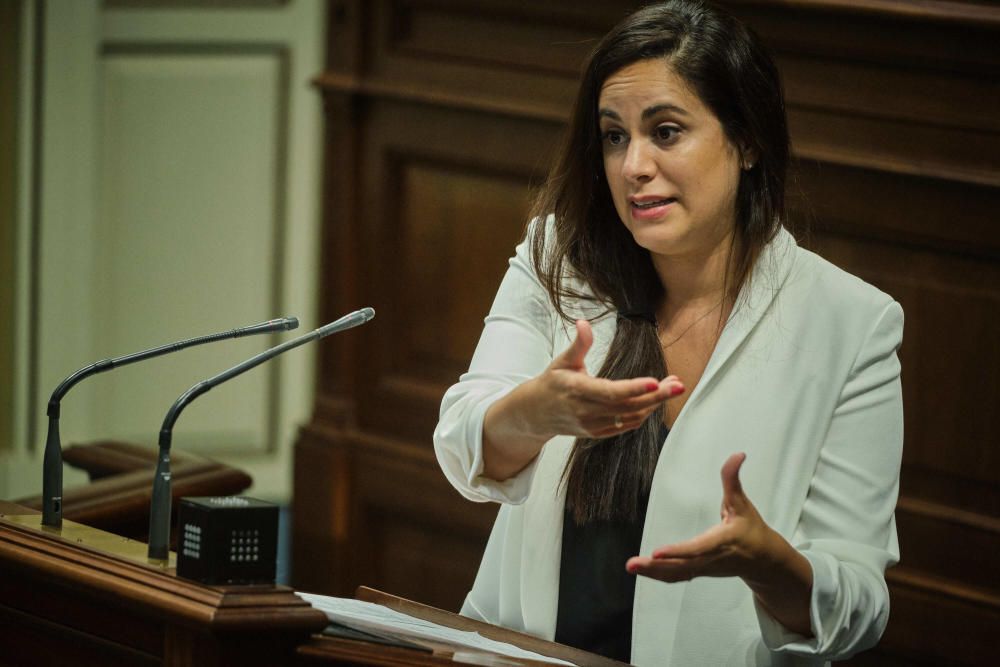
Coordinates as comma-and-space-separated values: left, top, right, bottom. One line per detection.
630, 197, 676, 220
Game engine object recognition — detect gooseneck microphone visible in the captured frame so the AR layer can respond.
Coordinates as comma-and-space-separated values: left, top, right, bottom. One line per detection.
146, 307, 375, 561
41, 317, 300, 528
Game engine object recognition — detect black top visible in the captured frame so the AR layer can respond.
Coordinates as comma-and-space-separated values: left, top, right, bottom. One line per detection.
554, 424, 669, 663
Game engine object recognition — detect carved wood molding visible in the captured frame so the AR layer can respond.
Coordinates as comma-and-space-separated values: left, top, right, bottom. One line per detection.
898, 495, 1000, 535
320, 72, 1000, 190
889, 566, 1000, 610
315, 71, 569, 123
316, 0, 1000, 193
734, 0, 1000, 25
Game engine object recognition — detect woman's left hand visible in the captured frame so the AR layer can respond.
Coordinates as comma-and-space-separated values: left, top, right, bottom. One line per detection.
626, 452, 775, 582
627, 452, 814, 636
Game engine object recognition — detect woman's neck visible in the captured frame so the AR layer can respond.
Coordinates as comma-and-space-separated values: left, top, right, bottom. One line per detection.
651, 232, 737, 315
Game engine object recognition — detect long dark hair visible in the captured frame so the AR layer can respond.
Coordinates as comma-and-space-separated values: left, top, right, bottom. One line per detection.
529, 0, 790, 524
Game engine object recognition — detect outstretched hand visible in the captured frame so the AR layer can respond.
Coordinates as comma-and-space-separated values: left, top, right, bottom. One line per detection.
626, 453, 774, 582
481, 319, 683, 482
526, 319, 684, 439
625, 453, 815, 636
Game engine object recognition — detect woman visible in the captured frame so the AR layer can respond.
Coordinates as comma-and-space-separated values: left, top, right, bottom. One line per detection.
434, 1, 903, 665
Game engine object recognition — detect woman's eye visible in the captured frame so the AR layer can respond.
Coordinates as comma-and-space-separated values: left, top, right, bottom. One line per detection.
655, 125, 680, 142
602, 129, 626, 146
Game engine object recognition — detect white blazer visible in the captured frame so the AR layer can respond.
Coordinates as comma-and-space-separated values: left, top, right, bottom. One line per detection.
434, 222, 904, 666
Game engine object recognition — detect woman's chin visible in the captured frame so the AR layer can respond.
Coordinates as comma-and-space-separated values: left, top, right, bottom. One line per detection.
627, 226, 686, 256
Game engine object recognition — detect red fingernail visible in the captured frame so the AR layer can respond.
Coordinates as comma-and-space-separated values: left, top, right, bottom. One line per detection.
669, 385, 685, 396
646, 381, 659, 391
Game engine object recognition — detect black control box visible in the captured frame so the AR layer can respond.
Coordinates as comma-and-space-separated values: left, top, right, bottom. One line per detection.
175, 496, 278, 585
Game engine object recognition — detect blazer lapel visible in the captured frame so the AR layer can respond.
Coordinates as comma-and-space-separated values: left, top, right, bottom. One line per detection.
680, 227, 797, 418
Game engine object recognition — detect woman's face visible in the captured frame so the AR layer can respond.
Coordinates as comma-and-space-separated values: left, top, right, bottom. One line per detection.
598, 58, 744, 260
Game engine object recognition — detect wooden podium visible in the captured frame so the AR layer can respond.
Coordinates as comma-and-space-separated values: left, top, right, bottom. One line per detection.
0, 501, 625, 666
0, 500, 327, 666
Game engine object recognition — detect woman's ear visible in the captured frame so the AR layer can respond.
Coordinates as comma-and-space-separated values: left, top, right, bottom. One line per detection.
740, 145, 759, 171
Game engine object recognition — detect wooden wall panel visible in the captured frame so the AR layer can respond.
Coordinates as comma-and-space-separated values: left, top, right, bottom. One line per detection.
353, 101, 559, 442
296, 1, 1000, 663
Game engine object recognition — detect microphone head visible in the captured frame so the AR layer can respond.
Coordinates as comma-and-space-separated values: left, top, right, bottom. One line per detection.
317, 307, 376, 338
243, 317, 301, 336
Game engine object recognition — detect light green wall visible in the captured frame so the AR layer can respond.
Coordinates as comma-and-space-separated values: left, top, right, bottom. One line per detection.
0, 0, 22, 454
0, 0, 324, 503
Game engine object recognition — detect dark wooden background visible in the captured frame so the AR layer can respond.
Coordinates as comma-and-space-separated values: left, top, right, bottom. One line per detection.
292, 1, 1000, 664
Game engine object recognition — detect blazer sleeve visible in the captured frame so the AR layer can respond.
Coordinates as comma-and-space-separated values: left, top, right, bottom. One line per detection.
433, 226, 559, 504
755, 299, 905, 660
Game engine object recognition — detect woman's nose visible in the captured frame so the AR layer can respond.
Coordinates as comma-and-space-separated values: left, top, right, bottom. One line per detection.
622, 139, 655, 183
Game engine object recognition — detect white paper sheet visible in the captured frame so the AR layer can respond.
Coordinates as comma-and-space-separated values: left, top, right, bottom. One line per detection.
297, 592, 576, 666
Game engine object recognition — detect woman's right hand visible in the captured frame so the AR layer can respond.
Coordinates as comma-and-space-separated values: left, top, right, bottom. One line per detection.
481, 319, 684, 481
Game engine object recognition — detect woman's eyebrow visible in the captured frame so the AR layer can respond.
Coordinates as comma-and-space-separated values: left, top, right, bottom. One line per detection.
642, 103, 688, 119
597, 104, 690, 122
